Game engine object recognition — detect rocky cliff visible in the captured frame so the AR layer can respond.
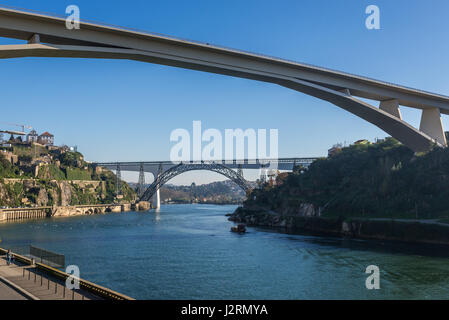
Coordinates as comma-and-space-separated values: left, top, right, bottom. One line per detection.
229, 206, 449, 246
0, 146, 136, 207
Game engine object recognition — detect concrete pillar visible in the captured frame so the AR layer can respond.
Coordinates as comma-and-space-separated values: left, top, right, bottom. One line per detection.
152, 188, 160, 209
419, 107, 447, 146
151, 165, 163, 210
379, 99, 402, 119
27, 34, 40, 44
340, 88, 351, 95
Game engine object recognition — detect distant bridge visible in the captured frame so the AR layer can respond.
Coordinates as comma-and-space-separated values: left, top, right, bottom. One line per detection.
95, 158, 317, 208
0, 6, 449, 152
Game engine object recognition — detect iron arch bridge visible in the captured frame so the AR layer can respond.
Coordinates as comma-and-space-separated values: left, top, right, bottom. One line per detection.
95, 158, 316, 208
139, 162, 250, 202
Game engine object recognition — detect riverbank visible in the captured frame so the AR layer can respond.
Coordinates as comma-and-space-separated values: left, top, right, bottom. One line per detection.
163, 200, 242, 205
229, 207, 449, 246
1, 203, 448, 299
0, 201, 150, 223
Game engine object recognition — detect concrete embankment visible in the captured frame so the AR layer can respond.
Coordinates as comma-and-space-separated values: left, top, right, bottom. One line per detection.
0, 247, 134, 300
230, 207, 449, 246
0, 207, 50, 222
0, 201, 150, 222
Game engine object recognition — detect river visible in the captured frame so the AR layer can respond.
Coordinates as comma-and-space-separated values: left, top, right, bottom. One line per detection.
0, 204, 448, 299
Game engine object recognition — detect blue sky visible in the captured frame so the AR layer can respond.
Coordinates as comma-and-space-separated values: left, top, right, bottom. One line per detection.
1, 0, 449, 184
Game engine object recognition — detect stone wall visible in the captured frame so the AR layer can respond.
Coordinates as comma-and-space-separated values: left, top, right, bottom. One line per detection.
0, 203, 136, 222
51, 203, 131, 217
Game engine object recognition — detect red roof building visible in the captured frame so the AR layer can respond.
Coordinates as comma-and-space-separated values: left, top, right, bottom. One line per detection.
38, 131, 54, 146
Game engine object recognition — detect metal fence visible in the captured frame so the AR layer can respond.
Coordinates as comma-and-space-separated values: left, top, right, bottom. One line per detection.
6, 245, 65, 268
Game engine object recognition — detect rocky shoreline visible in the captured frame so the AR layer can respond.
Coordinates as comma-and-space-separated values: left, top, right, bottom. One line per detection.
228, 206, 449, 246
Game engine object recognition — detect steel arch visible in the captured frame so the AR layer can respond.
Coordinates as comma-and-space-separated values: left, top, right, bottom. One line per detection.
139, 162, 250, 201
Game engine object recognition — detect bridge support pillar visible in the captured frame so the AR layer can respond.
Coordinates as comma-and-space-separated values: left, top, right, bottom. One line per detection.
137, 163, 145, 197
27, 34, 40, 44
380, 99, 402, 119
152, 188, 160, 209
116, 163, 122, 196
152, 163, 163, 210
419, 107, 447, 146
259, 166, 267, 184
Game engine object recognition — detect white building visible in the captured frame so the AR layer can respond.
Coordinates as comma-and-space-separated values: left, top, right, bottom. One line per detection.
26, 130, 38, 143
38, 132, 54, 146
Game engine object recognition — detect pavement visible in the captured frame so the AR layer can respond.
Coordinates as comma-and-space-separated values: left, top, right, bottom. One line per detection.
0, 255, 99, 300
0, 279, 27, 300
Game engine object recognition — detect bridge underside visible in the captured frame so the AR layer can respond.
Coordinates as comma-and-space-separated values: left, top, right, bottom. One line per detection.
0, 7, 448, 152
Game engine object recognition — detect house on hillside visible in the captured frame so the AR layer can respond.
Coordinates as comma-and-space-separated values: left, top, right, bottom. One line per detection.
354, 139, 370, 145
26, 130, 39, 143
328, 143, 343, 157
38, 132, 54, 146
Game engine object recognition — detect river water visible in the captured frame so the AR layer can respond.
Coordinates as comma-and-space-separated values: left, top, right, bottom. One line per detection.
0, 204, 448, 299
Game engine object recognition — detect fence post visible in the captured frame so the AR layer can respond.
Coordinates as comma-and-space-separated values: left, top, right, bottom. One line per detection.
48, 278, 50, 290
55, 282, 57, 294
63, 286, 66, 298
72, 290, 75, 300
40, 274, 43, 286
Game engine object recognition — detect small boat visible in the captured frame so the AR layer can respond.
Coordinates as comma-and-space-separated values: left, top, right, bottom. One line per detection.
231, 224, 246, 233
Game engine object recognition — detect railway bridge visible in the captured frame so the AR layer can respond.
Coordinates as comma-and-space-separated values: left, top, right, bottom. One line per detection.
95, 158, 316, 208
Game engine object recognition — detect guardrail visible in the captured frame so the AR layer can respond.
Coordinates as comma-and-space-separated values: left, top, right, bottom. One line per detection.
35, 262, 134, 300
0, 247, 134, 300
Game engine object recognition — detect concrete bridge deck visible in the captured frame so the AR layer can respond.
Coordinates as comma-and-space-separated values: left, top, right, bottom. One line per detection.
1, 6, 448, 151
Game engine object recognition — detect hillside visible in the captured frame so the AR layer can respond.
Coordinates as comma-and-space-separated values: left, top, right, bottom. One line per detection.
130, 180, 251, 204
240, 138, 449, 220
0, 143, 135, 207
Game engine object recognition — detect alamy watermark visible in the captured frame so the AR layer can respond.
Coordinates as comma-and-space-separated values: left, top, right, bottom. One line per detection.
365, 5, 380, 30
65, 5, 80, 30
170, 121, 278, 169
65, 264, 80, 289
365, 265, 380, 289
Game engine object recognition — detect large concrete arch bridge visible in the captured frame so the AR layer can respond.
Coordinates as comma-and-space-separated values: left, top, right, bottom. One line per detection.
1, 6, 449, 152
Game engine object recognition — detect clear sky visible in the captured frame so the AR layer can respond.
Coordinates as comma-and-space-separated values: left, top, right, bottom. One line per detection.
1, 0, 449, 184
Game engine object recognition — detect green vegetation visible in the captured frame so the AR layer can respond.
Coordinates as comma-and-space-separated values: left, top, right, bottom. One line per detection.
65, 167, 92, 180
0, 154, 20, 178
58, 151, 83, 167
69, 183, 98, 205
0, 146, 136, 207
12, 144, 47, 158
98, 169, 135, 203
37, 164, 66, 180
244, 138, 449, 220
159, 181, 246, 204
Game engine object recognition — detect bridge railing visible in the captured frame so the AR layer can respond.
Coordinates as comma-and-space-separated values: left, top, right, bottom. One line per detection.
94, 158, 320, 166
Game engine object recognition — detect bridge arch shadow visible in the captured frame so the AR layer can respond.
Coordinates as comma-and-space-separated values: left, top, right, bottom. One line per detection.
139, 162, 250, 202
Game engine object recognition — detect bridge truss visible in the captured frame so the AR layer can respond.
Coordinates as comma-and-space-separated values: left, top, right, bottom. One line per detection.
139, 162, 251, 201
